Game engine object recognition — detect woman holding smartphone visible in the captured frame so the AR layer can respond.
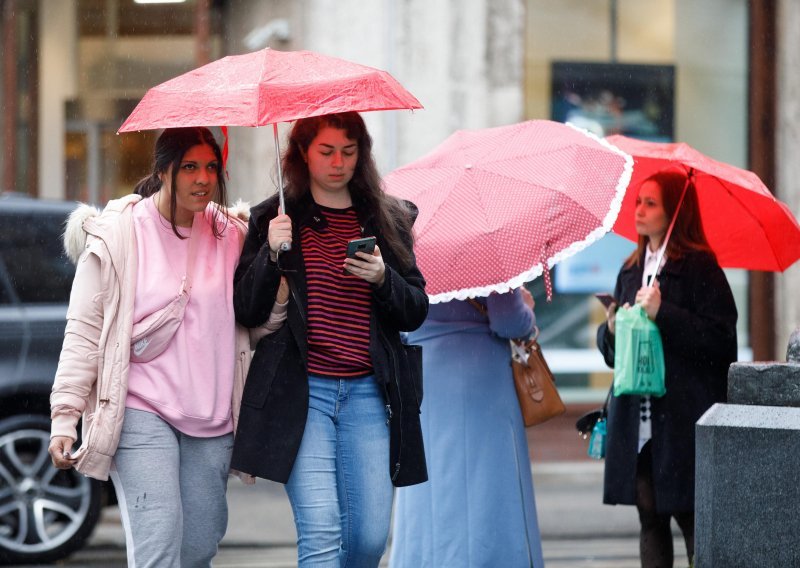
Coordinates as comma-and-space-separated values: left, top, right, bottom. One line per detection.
231, 112, 428, 567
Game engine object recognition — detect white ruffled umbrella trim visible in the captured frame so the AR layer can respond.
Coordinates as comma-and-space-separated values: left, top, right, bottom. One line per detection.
428, 123, 633, 304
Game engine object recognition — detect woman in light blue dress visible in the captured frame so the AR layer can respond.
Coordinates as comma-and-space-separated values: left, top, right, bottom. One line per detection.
390, 288, 544, 568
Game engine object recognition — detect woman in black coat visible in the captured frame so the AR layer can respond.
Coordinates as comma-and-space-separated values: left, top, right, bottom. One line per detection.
597, 169, 737, 568
230, 112, 428, 568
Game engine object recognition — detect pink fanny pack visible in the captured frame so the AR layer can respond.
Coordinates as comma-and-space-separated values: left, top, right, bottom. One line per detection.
130, 219, 200, 363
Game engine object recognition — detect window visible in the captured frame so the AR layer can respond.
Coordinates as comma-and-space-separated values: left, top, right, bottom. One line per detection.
0, 212, 75, 304
525, 0, 750, 398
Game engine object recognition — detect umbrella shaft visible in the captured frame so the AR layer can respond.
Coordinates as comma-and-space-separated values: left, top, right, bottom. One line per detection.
651, 173, 691, 286
274, 123, 285, 212
273, 123, 291, 252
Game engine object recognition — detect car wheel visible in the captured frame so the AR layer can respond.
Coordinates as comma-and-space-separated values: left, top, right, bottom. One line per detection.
0, 415, 102, 565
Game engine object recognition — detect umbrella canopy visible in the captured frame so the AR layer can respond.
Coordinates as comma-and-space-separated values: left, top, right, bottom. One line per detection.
118, 47, 421, 252
607, 134, 800, 272
118, 48, 422, 132
383, 120, 633, 303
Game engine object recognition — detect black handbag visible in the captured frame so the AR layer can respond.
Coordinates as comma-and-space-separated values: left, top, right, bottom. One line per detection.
575, 386, 612, 439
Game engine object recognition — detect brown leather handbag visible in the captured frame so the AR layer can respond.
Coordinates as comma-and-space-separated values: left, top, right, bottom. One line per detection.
510, 328, 566, 427
467, 298, 565, 427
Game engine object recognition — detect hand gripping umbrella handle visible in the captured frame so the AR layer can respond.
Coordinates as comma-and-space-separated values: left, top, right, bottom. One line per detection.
274, 123, 292, 252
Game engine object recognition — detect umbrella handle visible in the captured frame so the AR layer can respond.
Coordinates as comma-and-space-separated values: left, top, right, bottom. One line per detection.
274, 123, 291, 252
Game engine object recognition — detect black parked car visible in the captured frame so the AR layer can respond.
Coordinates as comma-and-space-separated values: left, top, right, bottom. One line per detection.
0, 193, 108, 564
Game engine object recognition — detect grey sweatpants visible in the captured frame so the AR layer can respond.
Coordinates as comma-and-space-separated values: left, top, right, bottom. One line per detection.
110, 408, 233, 568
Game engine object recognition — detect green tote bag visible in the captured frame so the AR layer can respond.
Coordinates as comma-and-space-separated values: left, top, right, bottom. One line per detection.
612, 304, 666, 397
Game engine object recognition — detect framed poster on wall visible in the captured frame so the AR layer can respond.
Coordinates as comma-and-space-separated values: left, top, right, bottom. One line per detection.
551, 61, 675, 142
550, 62, 675, 294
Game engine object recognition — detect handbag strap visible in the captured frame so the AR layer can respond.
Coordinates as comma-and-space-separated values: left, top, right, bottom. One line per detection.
512, 326, 540, 344
466, 298, 487, 316
600, 383, 612, 417
179, 212, 202, 296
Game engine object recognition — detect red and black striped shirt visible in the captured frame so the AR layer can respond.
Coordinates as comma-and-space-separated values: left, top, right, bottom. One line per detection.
302, 205, 374, 378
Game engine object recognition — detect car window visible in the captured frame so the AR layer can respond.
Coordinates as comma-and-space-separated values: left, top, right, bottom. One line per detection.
0, 212, 75, 303
0, 260, 12, 304
0, 258, 14, 304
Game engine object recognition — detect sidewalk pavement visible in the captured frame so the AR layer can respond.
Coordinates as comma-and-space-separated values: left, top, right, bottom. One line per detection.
47, 403, 691, 567
78, 460, 688, 568
91, 461, 637, 547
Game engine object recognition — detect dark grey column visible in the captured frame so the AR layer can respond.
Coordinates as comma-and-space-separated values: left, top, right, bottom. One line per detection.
695, 329, 800, 567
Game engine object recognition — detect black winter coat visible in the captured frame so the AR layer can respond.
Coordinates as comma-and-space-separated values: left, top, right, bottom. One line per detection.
596, 249, 737, 513
230, 192, 429, 487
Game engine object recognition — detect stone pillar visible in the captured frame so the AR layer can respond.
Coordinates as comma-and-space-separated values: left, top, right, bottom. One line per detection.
223, 0, 525, 206
38, 0, 78, 201
695, 329, 800, 567
776, 0, 800, 355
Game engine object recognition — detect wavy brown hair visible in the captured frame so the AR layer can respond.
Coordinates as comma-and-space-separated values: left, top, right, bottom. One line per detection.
282, 112, 415, 270
134, 127, 228, 239
624, 168, 713, 268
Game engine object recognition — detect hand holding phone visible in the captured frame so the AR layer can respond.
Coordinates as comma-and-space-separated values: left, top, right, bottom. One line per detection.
343, 237, 377, 275
594, 293, 615, 309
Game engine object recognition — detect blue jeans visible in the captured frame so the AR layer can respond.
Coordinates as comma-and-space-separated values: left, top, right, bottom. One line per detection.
285, 375, 394, 568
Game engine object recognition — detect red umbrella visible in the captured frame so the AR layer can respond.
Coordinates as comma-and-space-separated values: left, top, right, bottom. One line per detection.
383, 120, 633, 303
118, 47, 421, 251
607, 134, 800, 272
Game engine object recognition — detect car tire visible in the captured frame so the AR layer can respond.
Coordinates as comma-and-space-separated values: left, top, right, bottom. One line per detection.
0, 415, 102, 565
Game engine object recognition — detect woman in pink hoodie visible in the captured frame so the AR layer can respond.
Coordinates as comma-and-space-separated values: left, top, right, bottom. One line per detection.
49, 127, 286, 567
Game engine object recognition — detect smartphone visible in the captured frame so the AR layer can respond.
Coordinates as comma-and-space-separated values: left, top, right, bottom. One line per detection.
344, 236, 377, 274
594, 293, 616, 308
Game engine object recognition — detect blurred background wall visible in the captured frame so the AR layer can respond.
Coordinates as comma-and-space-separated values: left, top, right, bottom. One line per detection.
0, 0, 797, 380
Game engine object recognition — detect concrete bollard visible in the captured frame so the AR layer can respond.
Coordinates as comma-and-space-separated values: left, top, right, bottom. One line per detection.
788, 327, 800, 363
695, 328, 800, 567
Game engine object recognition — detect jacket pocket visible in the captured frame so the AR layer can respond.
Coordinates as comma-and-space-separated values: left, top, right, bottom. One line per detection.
403, 344, 423, 408
241, 334, 287, 409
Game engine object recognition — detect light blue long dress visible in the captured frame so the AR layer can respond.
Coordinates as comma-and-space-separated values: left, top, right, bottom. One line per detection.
390, 289, 544, 568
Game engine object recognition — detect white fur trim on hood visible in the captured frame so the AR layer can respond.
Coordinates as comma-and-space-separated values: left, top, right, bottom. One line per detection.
227, 199, 251, 223
63, 203, 101, 264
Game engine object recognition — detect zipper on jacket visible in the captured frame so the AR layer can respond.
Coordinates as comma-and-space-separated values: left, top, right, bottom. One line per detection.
97, 342, 117, 403
378, 326, 403, 482
238, 351, 247, 385
287, 278, 306, 327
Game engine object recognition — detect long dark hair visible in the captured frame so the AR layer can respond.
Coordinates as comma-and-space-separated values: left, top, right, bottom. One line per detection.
282, 112, 415, 270
134, 127, 228, 239
625, 168, 713, 268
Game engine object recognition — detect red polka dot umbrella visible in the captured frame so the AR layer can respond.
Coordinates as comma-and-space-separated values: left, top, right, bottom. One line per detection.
383, 120, 633, 303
